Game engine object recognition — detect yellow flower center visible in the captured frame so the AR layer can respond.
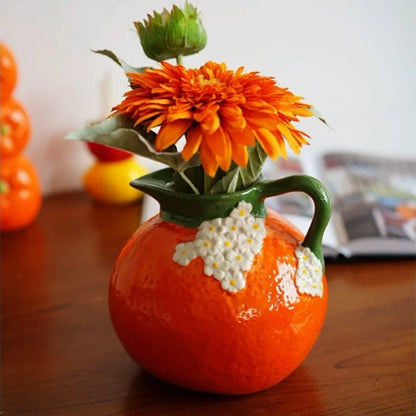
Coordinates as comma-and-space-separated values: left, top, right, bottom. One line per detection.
196, 74, 221, 87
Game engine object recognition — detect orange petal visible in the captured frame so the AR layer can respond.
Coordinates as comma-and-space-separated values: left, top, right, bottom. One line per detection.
219, 106, 246, 130
146, 113, 167, 130
227, 125, 255, 146
216, 150, 232, 172
244, 111, 278, 130
182, 125, 203, 161
155, 119, 193, 151
288, 107, 313, 117
132, 109, 167, 129
200, 113, 221, 135
254, 128, 281, 159
230, 138, 248, 167
195, 104, 220, 135
221, 116, 247, 132
272, 132, 288, 159
205, 126, 229, 158
276, 123, 309, 154
166, 106, 194, 122
200, 142, 219, 177
216, 130, 233, 172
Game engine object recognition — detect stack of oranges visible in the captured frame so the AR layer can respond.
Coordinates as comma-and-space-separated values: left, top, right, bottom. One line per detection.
0, 43, 42, 231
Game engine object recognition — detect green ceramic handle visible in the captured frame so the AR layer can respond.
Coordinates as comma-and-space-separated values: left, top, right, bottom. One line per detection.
257, 175, 331, 267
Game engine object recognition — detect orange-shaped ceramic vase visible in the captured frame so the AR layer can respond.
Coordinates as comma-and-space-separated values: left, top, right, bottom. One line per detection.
109, 168, 331, 395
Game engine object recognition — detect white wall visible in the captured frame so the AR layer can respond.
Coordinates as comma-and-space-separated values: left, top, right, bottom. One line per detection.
2, 0, 415, 195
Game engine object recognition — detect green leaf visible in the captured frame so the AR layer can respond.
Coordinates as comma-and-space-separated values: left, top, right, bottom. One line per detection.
311, 106, 333, 130
92, 49, 147, 75
65, 114, 200, 173
208, 144, 267, 194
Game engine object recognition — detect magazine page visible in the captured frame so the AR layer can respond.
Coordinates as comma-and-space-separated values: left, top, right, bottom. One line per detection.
320, 152, 416, 257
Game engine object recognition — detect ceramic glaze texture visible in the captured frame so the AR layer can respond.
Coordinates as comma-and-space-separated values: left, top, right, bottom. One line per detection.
109, 208, 328, 395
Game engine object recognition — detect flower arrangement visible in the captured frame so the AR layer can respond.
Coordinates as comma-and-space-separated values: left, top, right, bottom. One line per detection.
67, 2, 324, 195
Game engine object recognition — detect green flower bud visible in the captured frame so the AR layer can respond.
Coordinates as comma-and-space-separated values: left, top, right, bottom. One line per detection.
134, 2, 207, 62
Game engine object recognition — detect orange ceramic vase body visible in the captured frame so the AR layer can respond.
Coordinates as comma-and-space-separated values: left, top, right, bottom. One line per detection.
109, 168, 331, 395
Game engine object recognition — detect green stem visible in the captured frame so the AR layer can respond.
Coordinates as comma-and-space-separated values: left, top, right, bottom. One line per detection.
176, 55, 184, 65
179, 171, 200, 195
204, 173, 214, 194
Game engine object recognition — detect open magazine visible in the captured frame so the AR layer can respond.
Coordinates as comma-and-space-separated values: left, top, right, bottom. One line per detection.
263, 152, 416, 259
140, 152, 416, 260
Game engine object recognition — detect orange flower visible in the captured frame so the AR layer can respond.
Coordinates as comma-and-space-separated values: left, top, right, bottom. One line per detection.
113, 61, 313, 177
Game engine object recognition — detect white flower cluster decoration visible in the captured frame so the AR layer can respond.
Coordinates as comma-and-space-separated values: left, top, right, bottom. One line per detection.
173, 202, 266, 293
294, 245, 324, 297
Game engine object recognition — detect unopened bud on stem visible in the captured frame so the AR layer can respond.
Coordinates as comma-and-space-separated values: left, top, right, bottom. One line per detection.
135, 2, 207, 62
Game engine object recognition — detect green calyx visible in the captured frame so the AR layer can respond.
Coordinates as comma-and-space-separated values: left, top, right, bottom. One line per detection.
0, 179, 10, 194
134, 1, 207, 62
0, 123, 11, 136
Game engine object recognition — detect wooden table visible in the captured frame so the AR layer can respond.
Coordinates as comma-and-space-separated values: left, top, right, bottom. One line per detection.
2, 192, 415, 416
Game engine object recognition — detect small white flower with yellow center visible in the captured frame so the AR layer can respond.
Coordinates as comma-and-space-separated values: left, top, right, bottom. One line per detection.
172, 242, 196, 266
225, 250, 252, 272
246, 218, 266, 239
294, 245, 324, 297
230, 201, 252, 221
204, 254, 229, 281
197, 218, 222, 236
194, 237, 214, 256
172, 201, 266, 293
221, 271, 246, 292
195, 234, 225, 257
239, 233, 263, 255
222, 217, 241, 236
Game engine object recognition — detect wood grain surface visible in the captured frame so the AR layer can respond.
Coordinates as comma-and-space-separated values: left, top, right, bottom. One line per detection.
1, 192, 415, 415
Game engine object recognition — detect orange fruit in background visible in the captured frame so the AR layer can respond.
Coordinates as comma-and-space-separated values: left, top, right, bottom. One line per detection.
0, 155, 42, 231
0, 43, 18, 104
109, 210, 328, 395
0, 98, 31, 158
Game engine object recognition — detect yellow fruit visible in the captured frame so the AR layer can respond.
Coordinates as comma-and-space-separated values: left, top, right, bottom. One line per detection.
83, 157, 147, 204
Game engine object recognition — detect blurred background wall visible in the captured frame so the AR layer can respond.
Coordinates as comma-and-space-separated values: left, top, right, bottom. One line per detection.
1, 0, 415, 195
